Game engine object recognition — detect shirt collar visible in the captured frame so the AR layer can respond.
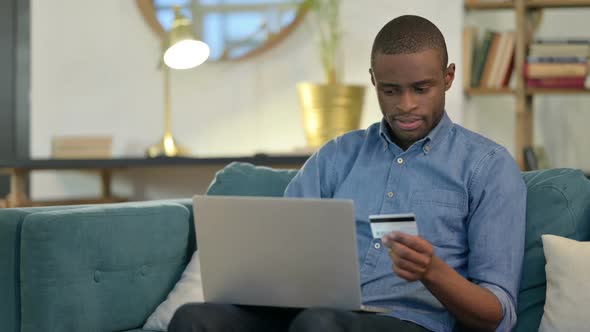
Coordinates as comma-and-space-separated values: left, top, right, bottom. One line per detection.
379, 111, 453, 154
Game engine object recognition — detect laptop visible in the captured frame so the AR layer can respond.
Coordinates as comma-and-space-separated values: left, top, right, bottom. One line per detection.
192, 195, 389, 313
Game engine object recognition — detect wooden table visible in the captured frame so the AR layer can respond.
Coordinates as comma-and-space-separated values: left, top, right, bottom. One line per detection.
0, 155, 310, 208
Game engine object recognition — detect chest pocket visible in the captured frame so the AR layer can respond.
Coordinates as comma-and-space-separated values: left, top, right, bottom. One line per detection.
411, 189, 467, 249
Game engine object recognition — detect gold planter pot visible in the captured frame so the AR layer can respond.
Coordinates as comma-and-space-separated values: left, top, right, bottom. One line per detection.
297, 83, 366, 148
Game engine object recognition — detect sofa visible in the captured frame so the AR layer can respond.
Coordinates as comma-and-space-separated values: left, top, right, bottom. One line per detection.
1, 162, 589, 332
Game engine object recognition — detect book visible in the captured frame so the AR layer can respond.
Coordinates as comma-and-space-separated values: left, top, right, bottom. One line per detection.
51, 136, 112, 159
527, 56, 588, 63
480, 33, 502, 87
488, 31, 513, 88
524, 63, 588, 78
526, 77, 586, 88
501, 53, 515, 87
529, 43, 590, 58
471, 30, 496, 87
463, 26, 477, 89
533, 38, 590, 45
496, 31, 516, 87
487, 32, 506, 87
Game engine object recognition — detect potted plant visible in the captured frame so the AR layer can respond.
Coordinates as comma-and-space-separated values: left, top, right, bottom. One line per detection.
297, 0, 365, 148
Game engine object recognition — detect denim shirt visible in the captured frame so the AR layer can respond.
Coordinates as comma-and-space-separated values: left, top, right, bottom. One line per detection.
284, 112, 526, 332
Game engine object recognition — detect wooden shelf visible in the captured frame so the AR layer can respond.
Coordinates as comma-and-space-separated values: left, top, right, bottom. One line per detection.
466, 88, 590, 96
526, 88, 590, 95
466, 0, 590, 9
526, 0, 590, 8
464, 0, 590, 170
0, 156, 312, 208
465, 1, 514, 10
465, 87, 516, 95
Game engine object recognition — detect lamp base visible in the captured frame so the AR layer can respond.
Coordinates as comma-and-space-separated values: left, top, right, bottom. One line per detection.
146, 133, 190, 157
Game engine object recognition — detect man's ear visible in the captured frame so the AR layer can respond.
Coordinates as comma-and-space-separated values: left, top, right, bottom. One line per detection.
369, 68, 376, 87
444, 64, 456, 91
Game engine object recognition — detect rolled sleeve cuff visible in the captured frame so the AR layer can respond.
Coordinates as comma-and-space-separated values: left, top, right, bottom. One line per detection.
478, 282, 517, 332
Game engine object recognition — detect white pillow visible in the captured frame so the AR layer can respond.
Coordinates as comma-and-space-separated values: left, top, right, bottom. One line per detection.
143, 251, 204, 331
539, 235, 590, 332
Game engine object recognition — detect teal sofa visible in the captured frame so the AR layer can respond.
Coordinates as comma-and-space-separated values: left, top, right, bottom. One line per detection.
1, 162, 589, 332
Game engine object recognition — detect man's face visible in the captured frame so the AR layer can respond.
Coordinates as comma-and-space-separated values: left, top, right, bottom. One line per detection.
370, 49, 455, 150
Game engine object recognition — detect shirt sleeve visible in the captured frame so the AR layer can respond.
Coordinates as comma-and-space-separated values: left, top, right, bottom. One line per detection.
284, 139, 339, 199
466, 146, 527, 332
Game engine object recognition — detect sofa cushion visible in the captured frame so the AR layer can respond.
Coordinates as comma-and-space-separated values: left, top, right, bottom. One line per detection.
514, 168, 590, 332
538, 235, 590, 332
206, 162, 298, 197
0, 205, 96, 332
18, 202, 191, 332
143, 251, 204, 331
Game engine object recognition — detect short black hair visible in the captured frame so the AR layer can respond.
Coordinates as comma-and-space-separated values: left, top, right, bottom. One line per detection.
371, 15, 448, 70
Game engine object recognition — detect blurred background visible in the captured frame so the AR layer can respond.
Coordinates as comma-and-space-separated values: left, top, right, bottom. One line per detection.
1, 0, 589, 205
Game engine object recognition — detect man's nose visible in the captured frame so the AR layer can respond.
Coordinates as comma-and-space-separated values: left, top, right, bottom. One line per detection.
397, 91, 417, 112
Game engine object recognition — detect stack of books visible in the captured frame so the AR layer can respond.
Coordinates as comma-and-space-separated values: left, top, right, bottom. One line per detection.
465, 27, 516, 89
51, 136, 113, 159
526, 39, 590, 89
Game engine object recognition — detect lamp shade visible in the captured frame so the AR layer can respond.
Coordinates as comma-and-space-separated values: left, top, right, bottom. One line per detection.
163, 7, 210, 70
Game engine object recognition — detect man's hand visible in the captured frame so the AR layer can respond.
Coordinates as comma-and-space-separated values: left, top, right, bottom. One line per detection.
381, 232, 435, 282
382, 232, 504, 331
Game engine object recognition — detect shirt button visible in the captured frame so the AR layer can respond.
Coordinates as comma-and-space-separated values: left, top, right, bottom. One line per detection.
424, 145, 431, 152
374, 243, 381, 249
387, 191, 394, 198
397, 157, 404, 164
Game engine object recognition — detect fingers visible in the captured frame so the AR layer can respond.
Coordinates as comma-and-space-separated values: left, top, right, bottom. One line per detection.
389, 249, 428, 275
383, 233, 435, 282
392, 264, 420, 282
388, 239, 431, 267
382, 232, 433, 256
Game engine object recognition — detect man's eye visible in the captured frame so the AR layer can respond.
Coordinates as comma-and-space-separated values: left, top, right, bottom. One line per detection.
415, 86, 428, 94
383, 88, 399, 95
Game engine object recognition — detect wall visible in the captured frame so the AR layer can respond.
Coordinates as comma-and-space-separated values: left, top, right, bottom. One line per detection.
30, 0, 464, 200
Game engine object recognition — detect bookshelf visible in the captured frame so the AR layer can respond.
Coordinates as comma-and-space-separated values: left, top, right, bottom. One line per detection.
465, 87, 515, 95
464, 0, 590, 169
527, 0, 590, 9
465, 1, 513, 10
526, 88, 590, 95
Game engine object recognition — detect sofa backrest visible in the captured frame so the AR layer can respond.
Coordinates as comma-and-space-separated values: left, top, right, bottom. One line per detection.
206, 161, 298, 197
0, 205, 92, 332
0, 201, 193, 332
206, 163, 590, 332
514, 168, 590, 332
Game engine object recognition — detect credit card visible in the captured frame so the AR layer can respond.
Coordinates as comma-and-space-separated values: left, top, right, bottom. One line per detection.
369, 213, 417, 238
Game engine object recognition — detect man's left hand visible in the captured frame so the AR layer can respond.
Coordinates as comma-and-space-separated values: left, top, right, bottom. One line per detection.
381, 232, 436, 282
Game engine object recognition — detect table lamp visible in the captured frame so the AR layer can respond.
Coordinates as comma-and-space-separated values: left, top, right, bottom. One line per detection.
147, 6, 210, 158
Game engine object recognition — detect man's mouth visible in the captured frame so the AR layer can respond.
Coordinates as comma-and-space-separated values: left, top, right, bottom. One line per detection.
394, 118, 423, 131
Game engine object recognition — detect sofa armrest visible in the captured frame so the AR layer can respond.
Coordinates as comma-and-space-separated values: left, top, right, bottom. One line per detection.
0, 210, 27, 332
18, 202, 191, 332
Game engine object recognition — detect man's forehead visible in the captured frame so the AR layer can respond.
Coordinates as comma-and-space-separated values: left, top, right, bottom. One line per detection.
374, 48, 441, 63
374, 49, 444, 70
376, 78, 436, 86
